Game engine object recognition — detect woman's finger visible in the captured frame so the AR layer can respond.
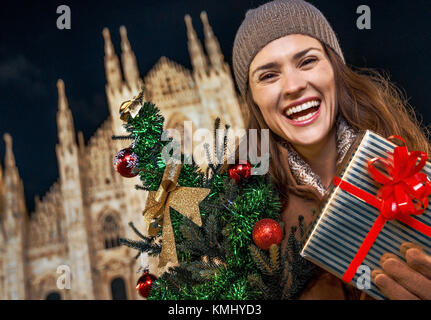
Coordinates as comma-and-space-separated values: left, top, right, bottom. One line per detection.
371, 269, 420, 300
379, 253, 431, 300
400, 243, 431, 280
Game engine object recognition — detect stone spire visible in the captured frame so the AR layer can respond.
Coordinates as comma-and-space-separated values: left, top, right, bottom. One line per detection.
103, 27, 123, 89
4, 133, 17, 180
200, 11, 224, 70
184, 14, 208, 73
54, 81, 95, 298
57, 78, 68, 111
120, 26, 140, 89
56, 79, 76, 148
3, 133, 26, 220
2, 133, 27, 300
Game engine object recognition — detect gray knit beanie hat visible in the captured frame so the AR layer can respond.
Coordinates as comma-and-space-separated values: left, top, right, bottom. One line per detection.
232, 0, 345, 98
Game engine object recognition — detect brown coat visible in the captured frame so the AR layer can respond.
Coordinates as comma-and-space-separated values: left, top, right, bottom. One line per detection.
277, 143, 372, 300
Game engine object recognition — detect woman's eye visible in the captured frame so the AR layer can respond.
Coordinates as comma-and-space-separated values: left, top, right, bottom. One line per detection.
302, 58, 317, 67
260, 73, 275, 81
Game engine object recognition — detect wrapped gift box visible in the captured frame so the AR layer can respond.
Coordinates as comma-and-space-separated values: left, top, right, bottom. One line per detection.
301, 130, 431, 300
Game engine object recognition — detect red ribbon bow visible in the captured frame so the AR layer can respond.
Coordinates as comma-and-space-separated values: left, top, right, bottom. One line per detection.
368, 135, 431, 220
333, 135, 431, 283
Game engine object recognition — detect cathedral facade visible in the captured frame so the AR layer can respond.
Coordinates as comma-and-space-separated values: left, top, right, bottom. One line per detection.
0, 12, 245, 300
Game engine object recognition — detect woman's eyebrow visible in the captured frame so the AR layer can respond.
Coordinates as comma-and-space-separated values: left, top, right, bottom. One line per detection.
251, 47, 322, 78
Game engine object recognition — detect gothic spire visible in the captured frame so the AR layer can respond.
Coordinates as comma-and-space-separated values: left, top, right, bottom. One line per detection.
200, 11, 224, 70
4, 133, 16, 172
56, 79, 76, 147
57, 78, 68, 111
3, 133, 26, 215
103, 27, 123, 89
184, 14, 208, 73
120, 26, 140, 89
3, 134, 18, 201
2, 133, 27, 241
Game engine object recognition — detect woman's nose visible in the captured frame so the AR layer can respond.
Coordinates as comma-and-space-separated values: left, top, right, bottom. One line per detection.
281, 72, 307, 97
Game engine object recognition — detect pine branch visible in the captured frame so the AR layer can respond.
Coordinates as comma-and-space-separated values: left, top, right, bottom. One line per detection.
249, 244, 274, 276
178, 220, 209, 256
287, 226, 299, 258
119, 238, 161, 256
279, 216, 317, 300
213, 118, 221, 151
203, 143, 215, 172
179, 221, 204, 243
269, 244, 280, 273
280, 242, 290, 285
281, 273, 292, 300
186, 260, 223, 281
247, 274, 270, 298
218, 125, 230, 167
171, 266, 203, 287
205, 164, 211, 186
204, 214, 218, 248
214, 124, 226, 168
119, 222, 161, 257
166, 278, 184, 294
128, 221, 148, 241
175, 243, 191, 256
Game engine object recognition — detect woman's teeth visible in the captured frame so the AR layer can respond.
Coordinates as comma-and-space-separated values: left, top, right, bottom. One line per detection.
285, 100, 320, 121
294, 110, 318, 121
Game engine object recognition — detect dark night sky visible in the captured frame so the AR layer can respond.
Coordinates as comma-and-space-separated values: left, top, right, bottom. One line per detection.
0, 0, 430, 213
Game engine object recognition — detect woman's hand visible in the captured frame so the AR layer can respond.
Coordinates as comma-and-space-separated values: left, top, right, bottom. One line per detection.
371, 242, 431, 299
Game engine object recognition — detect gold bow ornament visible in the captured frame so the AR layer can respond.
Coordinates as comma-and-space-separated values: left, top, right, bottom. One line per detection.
143, 161, 210, 273
119, 90, 145, 123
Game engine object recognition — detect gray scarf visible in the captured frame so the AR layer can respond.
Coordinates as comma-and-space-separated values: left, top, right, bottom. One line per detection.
282, 116, 358, 196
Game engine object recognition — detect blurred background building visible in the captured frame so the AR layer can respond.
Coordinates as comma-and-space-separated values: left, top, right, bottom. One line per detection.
0, 12, 245, 300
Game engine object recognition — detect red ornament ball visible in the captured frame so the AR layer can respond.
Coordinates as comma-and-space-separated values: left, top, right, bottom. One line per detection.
136, 272, 157, 298
228, 161, 252, 183
252, 219, 283, 250
114, 148, 138, 178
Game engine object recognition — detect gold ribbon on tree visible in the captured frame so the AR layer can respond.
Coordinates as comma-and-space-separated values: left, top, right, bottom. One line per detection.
119, 89, 145, 122
143, 161, 210, 271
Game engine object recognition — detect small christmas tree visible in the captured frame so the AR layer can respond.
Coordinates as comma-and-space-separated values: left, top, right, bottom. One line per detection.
116, 90, 316, 299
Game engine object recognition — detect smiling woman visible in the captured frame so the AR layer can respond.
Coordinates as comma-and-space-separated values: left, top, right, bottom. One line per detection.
232, 0, 431, 300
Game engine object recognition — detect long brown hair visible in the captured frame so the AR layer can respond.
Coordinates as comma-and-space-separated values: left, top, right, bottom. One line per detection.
242, 42, 431, 208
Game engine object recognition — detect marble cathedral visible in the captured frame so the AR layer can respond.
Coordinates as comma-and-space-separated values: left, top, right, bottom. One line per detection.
0, 12, 245, 300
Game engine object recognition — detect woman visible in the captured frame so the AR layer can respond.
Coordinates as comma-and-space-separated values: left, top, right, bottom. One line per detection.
232, 0, 431, 299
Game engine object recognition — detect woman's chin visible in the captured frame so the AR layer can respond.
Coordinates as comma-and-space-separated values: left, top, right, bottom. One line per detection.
280, 127, 332, 149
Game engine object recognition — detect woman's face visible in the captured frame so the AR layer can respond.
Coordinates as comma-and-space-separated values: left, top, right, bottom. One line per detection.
249, 34, 337, 149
